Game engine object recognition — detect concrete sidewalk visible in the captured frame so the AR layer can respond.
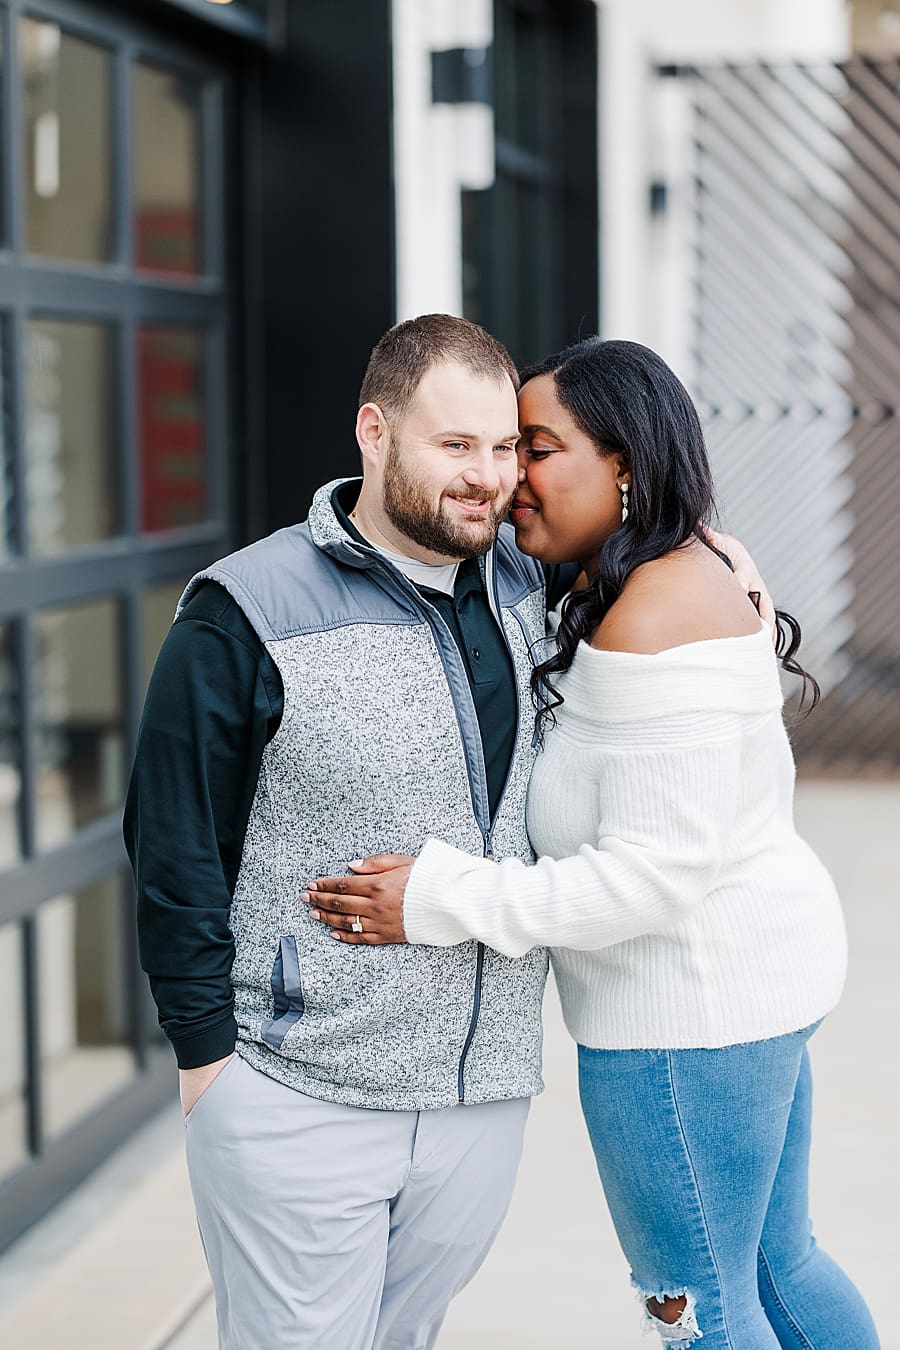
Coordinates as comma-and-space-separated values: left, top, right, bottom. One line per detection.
0, 781, 895, 1348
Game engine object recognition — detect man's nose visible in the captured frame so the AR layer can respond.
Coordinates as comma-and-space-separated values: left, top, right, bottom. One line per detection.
462, 448, 501, 491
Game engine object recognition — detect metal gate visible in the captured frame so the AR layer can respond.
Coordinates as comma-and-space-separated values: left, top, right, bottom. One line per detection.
662, 59, 900, 771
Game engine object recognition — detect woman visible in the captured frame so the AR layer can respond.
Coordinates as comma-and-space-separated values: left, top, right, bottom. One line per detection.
304, 340, 878, 1348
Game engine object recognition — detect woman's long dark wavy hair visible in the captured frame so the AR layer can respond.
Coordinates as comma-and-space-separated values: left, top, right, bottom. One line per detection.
526, 339, 819, 737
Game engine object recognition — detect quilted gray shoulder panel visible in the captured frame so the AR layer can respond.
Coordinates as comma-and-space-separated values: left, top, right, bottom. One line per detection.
178, 522, 421, 644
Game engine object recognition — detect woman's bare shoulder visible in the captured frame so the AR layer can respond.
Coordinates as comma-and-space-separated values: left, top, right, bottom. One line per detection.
590, 543, 763, 654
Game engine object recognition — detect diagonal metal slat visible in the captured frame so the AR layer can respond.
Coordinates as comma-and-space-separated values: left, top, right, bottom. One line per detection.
698, 67, 900, 288
665, 58, 900, 768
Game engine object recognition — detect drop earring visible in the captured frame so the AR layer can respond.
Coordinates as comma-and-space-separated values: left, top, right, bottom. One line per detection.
619, 482, 629, 524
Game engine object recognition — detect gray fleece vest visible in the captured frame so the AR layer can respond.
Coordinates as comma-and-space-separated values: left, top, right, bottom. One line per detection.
179, 480, 549, 1110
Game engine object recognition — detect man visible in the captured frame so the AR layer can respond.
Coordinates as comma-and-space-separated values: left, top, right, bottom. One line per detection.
126, 315, 561, 1350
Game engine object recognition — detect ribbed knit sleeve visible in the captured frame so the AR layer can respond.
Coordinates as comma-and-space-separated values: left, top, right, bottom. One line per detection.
404, 627, 778, 958
404, 716, 744, 957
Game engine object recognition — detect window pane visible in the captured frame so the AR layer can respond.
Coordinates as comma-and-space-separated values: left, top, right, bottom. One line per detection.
33, 598, 123, 853
38, 875, 135, 1139
25, 320, 118, 557
141, 579, 188, 691
19, 20, 112, 262
1, 316, 13, 557
0, 924, 28, 1177
0, 623, 22, 869
134, 64, 201, 275
0, 22, 4, 247
138, 326, 208, 531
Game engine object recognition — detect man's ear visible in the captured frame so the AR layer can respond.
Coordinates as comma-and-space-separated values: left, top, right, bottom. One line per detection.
356, 402, 389, 465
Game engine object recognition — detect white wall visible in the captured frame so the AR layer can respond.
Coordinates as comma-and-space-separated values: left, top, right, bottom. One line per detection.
392, 0, 495, 321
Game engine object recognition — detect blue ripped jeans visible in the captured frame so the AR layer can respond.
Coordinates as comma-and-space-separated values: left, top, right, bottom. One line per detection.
578, 1025, 880, 1348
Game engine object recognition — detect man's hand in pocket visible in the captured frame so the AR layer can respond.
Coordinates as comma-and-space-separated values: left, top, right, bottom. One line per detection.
179, 1054, 234, 1118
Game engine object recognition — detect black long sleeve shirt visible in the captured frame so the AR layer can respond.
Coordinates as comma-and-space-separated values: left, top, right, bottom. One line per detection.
124, 534, 577, 1068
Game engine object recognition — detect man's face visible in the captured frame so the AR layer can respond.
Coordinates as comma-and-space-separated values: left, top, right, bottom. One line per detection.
381, 362, 520, 560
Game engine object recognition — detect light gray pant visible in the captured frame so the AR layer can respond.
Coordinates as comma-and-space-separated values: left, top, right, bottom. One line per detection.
184, 1053, 530, 1350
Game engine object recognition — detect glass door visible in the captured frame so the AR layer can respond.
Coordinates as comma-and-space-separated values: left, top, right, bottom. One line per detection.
0, 0, 234, 1250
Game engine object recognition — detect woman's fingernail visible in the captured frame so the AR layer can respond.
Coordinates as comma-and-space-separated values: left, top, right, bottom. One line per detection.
348, 860, 363, 868
307, 882, 318, 891
300, 892, 309, 902
310, 910, 320, 920
330, 931, 342, 940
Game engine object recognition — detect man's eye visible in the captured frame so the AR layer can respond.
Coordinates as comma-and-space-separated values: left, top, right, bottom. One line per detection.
494, 444, 517, 455
446, 442, 468, 452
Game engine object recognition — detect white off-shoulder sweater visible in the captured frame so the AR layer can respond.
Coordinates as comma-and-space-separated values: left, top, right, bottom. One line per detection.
404, 625, 848, 1049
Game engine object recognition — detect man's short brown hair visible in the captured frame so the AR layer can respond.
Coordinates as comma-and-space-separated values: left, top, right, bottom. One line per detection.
358, 314, 519, 424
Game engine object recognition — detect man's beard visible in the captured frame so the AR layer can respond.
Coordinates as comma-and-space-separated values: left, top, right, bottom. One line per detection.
382, 443, 513, 559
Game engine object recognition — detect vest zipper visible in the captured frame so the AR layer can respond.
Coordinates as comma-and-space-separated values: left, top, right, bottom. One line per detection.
477, 548, 523, 835
354, 550, 524, 1106
458, 551, 526, 1102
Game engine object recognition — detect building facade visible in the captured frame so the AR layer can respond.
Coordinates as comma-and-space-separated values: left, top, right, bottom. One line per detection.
0, 0, 600, 1249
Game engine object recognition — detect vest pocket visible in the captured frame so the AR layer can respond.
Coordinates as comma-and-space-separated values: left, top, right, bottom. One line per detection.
261, 936, 305, 1049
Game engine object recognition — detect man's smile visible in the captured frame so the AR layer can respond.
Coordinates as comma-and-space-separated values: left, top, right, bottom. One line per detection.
445, 491, 498, 518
